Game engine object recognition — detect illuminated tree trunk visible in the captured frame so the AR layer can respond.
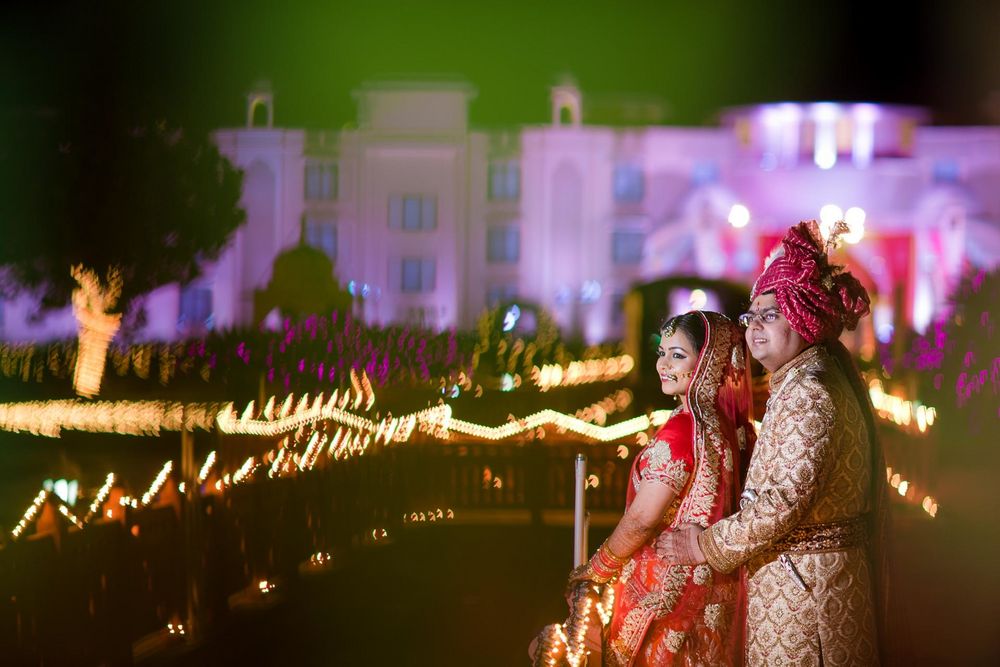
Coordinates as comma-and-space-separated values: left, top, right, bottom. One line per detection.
71, 265, 122, 398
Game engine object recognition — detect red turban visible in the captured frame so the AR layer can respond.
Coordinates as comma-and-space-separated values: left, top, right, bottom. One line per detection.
751, 220, 871, 344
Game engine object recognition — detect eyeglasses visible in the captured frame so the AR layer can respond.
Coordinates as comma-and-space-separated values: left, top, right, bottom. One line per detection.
738, 308, 782, 327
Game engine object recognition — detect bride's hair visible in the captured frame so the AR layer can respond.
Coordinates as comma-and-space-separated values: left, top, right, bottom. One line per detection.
660, 311, 706, 353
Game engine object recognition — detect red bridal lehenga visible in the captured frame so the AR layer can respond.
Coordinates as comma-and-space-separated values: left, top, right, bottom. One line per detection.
534, 312, 755, 666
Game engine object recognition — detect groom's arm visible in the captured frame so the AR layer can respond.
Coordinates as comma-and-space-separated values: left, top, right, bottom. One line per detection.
699, 372, 835, 573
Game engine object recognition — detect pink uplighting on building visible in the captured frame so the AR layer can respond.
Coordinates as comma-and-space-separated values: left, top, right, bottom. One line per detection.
4, 83, 999, 344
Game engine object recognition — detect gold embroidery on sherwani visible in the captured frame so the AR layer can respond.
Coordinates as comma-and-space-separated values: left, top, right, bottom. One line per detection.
702, 345, 879, 666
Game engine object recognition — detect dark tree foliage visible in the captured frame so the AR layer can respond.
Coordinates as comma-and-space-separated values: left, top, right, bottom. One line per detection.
255, 243, 353, 323
0, 106, 245, 318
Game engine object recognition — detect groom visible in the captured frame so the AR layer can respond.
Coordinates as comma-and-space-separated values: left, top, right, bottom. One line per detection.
657, 221, 886, 666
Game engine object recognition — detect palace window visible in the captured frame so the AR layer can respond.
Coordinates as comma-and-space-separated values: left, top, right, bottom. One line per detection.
612, 230, 645, 264
613, 165, 644, 203
178, 285, 213, 331
304, 216, 337, 261
488, 161, 521, 201
304, 161, 337, 201
389, 195, 437, 231
400, 258, 436, 293
487, 225, 520, 263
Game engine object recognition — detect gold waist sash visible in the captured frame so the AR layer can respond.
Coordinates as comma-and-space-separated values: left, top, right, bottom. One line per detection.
771, 516, 868, 553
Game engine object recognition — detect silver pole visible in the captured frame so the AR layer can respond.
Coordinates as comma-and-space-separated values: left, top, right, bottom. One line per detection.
181, 422, 199, 642
573, 453, 587, 567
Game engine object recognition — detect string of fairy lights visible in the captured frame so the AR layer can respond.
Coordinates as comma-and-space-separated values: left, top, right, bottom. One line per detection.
84, 473, 115, 523
3, 362, 942, 545
533, 583, 615, 667
532, 355, 634, 392
868, 378, 937, 434
0, 400, 222, 437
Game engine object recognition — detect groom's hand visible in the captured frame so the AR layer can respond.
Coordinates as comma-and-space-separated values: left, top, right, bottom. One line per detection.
655, 524, 706, 564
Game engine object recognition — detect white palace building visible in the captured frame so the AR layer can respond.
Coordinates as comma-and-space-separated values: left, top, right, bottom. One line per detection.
4, 80, 1000, 344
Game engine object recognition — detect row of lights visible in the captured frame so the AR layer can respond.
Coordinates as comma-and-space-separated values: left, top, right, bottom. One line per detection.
726, 203, 867, 245
84, 473, 116, 523
402, 508, 455, 524
887, 466, 939, 518
573, 389, 634, 426
0, 400, 221, 438
868, 379, 937, 433
531, 355, 635, 392
8, 372, 942, 551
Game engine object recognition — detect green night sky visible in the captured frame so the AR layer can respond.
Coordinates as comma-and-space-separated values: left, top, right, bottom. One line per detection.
2, 0, 998, 134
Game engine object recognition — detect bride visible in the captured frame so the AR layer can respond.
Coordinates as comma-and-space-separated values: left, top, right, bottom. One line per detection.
532, 311, 755, 666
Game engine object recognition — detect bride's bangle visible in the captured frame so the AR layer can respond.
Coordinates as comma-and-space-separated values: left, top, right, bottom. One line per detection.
589, 541, 626, 581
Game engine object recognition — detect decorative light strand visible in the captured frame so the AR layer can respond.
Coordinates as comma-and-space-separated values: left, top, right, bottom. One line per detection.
443, 408, 655, 443
535, 583, 607, 667
58, 503, 84, 530
531, 355, 634, 392
869, 379, 937, 433
0, 400, 223, 438
886, 466, 939, 518
197, 451, 217, 483
216, 391, 379, 439
222, 389, 678, 446
84, 473, 115, 523
268, 442, 290, 479
232, 457, 258, 485
402, 508, 455, 524
141, 461, 173, 505
573, 389, 633, 426
299, 431, 328, 471
11, 490, 48, 540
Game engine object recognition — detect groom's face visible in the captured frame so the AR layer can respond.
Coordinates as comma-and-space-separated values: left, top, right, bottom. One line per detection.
744, 293, 809, 372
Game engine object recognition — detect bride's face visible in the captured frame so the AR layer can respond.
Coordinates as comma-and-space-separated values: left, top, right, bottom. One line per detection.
656, 330, 699, 397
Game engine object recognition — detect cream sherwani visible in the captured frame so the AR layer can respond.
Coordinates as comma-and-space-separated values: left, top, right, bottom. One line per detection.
700, 345, 878, 666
